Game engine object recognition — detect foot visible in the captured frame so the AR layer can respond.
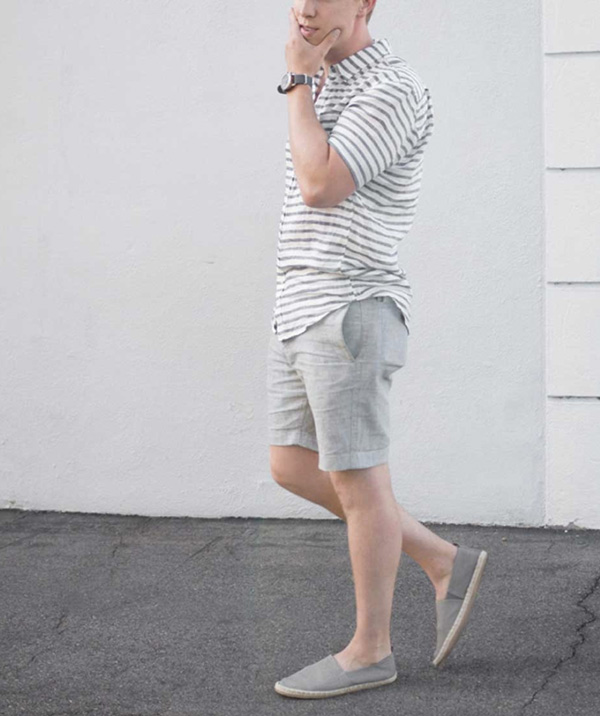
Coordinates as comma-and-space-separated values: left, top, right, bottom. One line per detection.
332, 645, 393, 672
434, 542, 459, 601
432, 545, 488, 666
274, 650, 397, 698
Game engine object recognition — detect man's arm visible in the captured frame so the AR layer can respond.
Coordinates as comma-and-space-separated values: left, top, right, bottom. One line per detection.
286, 84, 357, 208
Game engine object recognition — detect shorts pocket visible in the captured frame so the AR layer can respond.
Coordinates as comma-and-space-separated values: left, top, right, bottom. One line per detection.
382, 302, 408, 372
340, 301, 363, 362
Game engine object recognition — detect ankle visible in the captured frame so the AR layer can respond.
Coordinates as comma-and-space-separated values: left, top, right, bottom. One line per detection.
427, 541, 458, 586
345, 637, 392, 662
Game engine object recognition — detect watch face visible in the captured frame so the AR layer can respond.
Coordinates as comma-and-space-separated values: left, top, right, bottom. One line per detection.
280, 72, 291, 90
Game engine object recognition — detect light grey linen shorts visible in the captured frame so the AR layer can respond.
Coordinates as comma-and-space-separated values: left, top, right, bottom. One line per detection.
267, 296, 408, 471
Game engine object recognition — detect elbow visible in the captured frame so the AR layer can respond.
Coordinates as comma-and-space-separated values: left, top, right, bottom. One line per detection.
302, 185, 330, 209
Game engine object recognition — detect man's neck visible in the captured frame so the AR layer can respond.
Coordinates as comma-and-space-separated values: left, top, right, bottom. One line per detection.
322, 33, 374, 74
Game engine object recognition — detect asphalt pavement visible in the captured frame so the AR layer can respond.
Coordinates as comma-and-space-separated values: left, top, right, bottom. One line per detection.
0, 508, 598, 716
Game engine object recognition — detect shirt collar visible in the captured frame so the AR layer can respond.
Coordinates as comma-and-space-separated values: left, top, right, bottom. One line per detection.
322, 37, 392, 82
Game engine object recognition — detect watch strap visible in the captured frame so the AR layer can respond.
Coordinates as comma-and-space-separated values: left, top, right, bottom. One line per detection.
291, 73, 314, 87
277, 72, 315, 94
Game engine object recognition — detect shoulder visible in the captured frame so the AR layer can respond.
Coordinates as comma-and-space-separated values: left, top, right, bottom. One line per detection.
359, 56, 430, 104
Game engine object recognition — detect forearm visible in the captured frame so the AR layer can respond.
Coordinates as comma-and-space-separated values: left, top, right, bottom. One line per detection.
287, 84, 329, 205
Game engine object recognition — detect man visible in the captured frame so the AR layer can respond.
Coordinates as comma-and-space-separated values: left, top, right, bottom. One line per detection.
268, 0, 488, 699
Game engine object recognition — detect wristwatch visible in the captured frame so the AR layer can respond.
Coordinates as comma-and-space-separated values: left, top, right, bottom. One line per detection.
277, 72, 315, 94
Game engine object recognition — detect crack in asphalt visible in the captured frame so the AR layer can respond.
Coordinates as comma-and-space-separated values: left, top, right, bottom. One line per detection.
520, 569, 600, 712
110, 534, 126, 559
55, 611, 68, 634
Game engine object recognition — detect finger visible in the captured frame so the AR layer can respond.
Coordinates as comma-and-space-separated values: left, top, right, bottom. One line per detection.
327, 28, 342, 45
289, 7, 300, 33
318, 27, 340, 49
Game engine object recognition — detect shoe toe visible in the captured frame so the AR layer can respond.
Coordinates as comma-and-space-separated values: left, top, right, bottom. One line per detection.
276, 652, 397, 696
277, 655, 342, 691
434, 597, 463, 654
432, 545, 488, 664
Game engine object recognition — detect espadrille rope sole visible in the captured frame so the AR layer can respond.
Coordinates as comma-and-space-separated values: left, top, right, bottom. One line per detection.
274, 671, 397, 698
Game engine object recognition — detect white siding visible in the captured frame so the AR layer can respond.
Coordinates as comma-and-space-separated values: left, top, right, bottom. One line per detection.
545, 171, 600, 281
547, 400, 600, 529
544, 0, 600, 527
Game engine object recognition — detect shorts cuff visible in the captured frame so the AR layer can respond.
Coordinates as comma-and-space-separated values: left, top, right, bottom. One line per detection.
318, 445, 389, 472
268, 430, 319, 453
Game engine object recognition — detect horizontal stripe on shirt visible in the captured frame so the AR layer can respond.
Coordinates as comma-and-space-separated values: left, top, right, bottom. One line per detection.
272, 37, 434, 342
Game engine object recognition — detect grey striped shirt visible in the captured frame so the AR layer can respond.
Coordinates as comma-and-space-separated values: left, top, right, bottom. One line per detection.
271, 37, 434, 341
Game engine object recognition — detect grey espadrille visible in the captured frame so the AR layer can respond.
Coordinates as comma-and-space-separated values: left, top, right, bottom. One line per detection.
432, 542, 488, 667
274, 650, 397, 699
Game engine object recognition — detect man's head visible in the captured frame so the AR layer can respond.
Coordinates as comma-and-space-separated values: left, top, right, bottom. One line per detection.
293, 0, 377, 46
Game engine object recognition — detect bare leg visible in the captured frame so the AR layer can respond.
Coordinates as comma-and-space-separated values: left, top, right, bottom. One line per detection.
270, 445, 458, 602
326, 462, 402, 669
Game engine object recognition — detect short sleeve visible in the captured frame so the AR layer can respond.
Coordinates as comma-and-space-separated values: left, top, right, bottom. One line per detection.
327, 81, 426, 190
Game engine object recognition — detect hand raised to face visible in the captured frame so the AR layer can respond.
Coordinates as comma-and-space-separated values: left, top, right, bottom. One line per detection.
285, 7, 341, 76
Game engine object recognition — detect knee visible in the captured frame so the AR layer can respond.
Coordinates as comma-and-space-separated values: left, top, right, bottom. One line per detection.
269, 453, 293, 487
270, 464, 301, 492
269, 444, 319, 488
270, 461, 287, 486
328, 472, 355, 509
329, 465, 387, 511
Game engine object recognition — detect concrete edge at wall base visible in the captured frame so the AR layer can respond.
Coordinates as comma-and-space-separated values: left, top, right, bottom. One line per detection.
0, 507, 598, 532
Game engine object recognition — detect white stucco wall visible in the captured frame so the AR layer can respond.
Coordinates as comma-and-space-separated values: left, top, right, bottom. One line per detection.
1, 1, 550, 525
544, 0, 600, 529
